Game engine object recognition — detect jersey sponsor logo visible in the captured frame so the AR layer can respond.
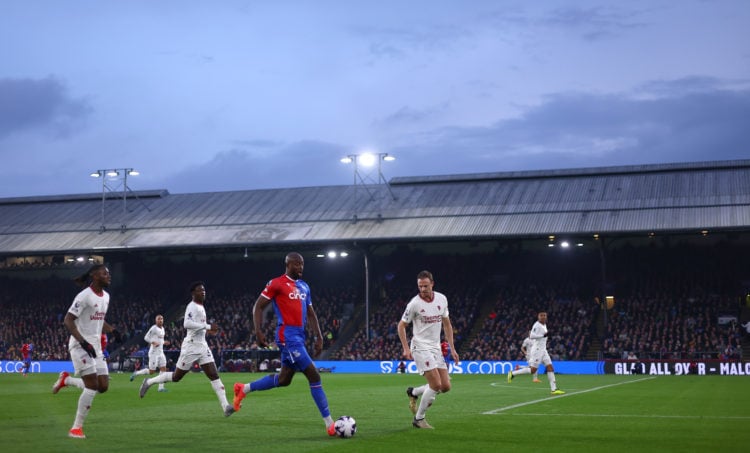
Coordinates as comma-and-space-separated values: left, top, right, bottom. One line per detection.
89, 311, 106, 321
288, 290, 307, 300
421, 314, 442, 324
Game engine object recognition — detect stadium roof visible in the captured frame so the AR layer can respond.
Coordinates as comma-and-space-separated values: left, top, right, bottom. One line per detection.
2, 159, 750, 254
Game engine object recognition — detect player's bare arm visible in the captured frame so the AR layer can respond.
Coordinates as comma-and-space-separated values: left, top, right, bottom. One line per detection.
307, 304, 324, 358
253, 295, 271, 347
397, 320, 413, 360
63, 313, 85, 344
442, 317, 460, 363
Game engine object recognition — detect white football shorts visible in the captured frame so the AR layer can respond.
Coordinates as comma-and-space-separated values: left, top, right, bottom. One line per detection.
412, 348, 447, 373
70, 342, 109, 376
148, 350, 167, 370
528, 349, 552, 369
175, 343, 214, 370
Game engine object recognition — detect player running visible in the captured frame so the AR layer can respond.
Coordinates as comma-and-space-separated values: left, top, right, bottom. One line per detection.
138, 282, 234, 417
399, 270, 459, 429
51, 264, 115, 439
130, 314, 170, 392
508, 311, 564, 395
21, 339, 33, 376
512, 335, 541, 382
233, 252, 336, 436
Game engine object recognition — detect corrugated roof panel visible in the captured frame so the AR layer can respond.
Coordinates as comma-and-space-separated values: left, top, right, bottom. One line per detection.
1, 159, 749, 253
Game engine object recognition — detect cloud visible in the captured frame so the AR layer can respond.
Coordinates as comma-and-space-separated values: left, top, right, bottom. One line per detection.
0, 76, 92, 140
543, 5, 648, 41
355, 22, 472, 61
162, 140, 349, 194
636, 76, 750, 98
388, 81, 750, 174
376, 102, 450, 128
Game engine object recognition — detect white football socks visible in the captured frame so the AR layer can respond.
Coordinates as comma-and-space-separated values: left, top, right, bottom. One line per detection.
547, 371, 557, 390
416, 387, 437, 420
72, 388, 97, 429
211, 378, 230, 410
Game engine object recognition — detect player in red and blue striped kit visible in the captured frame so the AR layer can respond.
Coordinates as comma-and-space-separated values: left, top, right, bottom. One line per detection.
21, 340, 33, 376
233, 252, 336, 436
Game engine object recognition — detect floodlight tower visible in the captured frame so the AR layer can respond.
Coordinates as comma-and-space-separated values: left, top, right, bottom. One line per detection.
340, 152, 396, 222
90, 168, 140, 232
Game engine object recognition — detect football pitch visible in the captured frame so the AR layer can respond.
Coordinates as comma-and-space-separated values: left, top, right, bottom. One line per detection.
1, 372, 748, 452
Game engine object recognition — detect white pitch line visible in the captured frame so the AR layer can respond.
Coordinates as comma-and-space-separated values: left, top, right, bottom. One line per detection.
506, 413, 750, 420
483, 377, 655, 415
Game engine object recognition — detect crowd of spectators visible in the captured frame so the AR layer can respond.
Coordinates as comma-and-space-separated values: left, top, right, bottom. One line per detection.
597, 242, 746, 361
2, 242, 748, 367
462, 285, 594, 362
602, 294, 743, 360
329, 252, 485, 361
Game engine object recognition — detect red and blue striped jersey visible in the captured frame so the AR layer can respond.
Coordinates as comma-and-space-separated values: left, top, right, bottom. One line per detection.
261, 274, 311, 345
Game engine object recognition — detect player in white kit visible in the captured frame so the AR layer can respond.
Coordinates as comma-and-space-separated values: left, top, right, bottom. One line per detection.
513, 336, 541, 382
138, 281, 234, 417
130, 314, 170, 392
508, 311, 565, 394
51, 264, 116, 439
398, 270, 459, 429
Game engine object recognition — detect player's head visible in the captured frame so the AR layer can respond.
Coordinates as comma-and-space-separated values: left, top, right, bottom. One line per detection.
417, 270, 434, 299
155, 314, 164, 327
74, 264, 111, 288
538, 311, 548, 324
190, 281, 206, 303
285, 252, 304, 279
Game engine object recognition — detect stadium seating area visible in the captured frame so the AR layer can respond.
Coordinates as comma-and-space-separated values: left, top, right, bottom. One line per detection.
1, 241, 747, 365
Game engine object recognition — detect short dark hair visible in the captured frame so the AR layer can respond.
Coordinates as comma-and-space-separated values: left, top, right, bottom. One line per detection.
417, 270, 433, 281
189, 280, 205, 292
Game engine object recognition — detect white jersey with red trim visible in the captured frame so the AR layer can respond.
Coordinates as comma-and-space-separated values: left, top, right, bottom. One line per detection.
67, 286, 110, 350
145, 324, 166, 353
400, 291, 449, 351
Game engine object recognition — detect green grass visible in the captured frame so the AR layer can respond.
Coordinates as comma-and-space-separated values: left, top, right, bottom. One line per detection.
1, 372, 748, 452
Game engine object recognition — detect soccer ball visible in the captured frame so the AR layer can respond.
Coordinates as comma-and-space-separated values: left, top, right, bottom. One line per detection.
333, 415, 357, 438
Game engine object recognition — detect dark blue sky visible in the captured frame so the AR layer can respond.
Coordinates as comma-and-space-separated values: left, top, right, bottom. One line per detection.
1, 0, 748, 198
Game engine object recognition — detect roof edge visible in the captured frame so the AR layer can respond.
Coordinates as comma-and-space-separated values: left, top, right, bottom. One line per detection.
0, 189, 170, 205
390, 159, 750, 185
